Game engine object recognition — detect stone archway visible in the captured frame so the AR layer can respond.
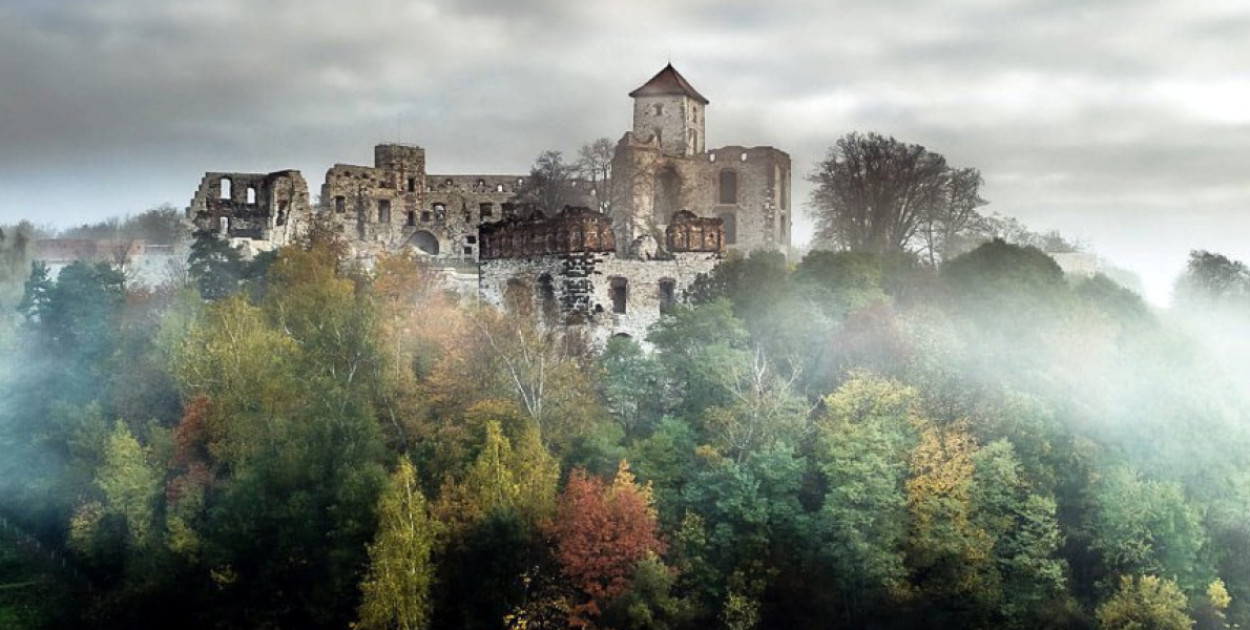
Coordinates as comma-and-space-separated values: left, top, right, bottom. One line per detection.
407, 230, 440, 255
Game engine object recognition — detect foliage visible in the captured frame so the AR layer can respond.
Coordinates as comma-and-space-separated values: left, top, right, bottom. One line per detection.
357, 458, 437, 630
1096, 574, 1194, 630
548, 463, 667, 626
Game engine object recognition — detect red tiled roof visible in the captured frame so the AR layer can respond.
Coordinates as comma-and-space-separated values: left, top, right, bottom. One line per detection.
628, 64, 709, 105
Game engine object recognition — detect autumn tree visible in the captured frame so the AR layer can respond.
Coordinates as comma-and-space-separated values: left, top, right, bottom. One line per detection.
808, 132, 985, 257
1096, 575, 1194, 630
548, 462, 667, 627
358, 458, 438, 630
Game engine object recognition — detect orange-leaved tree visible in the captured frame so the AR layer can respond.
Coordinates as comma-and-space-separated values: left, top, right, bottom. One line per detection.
547, 461, 667, 627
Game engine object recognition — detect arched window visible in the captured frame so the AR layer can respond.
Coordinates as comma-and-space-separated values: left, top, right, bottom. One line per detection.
219, 178, 232, 200
718, 170, 737, 204
246, 186, 256, 204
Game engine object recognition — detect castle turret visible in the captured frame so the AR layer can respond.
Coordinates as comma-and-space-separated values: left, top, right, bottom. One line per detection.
629, 64, 708, 158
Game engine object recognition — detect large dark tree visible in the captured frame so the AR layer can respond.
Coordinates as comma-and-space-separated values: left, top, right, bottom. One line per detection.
517, 150, 578, 217
808, 132, 985, 260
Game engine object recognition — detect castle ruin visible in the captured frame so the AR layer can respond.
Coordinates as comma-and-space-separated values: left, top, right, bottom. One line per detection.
186, 64, 791, 343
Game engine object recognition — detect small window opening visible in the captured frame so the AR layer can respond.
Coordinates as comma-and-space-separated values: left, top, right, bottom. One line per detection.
609, 277, 628, 314
378, 199, 391, 223
709, 152, 716, 162
719, 170, 738, 204
467, 235, 477, 244
463, 246, 473, 256
653, 103, 664, 116
334, 196, 346, 213
740, 152, 748, 162
407, 178, 416, 193
246, 186, 256, 204
658, 279, 677, 314
480, 202, 493, 220
496, 183, 505, 192
406, 211, 416, 226
219, 178, 232, 200
538, 273, 557, 319
718, 212, 737, 245
421, 211, 431, 223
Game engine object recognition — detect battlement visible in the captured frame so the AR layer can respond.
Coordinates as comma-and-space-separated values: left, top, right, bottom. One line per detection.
479, 206, 616, 260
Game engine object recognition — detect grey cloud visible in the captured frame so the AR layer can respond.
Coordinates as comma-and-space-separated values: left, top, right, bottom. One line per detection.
1, 0, 1248, 304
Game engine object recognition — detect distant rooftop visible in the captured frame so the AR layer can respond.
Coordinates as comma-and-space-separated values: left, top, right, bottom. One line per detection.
628, 63, 709, 105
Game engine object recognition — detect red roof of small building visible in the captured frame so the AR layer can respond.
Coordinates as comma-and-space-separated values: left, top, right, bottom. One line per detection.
628, 64, 709, 105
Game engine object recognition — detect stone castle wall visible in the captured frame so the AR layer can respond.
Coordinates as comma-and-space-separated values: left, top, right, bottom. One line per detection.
187, 170, 309, 252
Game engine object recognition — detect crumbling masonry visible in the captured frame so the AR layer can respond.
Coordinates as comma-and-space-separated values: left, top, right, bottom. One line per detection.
186, 64, 791, 343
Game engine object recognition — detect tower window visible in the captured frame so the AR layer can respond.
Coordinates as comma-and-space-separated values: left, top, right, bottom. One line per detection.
653, 103, 664, 116
406, 211, 416, 226
718, 170, 738, 204
378, 199, 391, 223
480, 202, 493, 220
334, 196, 346, 213
407, 178, 416, 193
246, 186, 256, 204
219, 178, 232, 200
609, 277, 628, 314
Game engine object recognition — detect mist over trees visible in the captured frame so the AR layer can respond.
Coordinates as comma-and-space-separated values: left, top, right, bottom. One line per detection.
2, 212, 1250, 629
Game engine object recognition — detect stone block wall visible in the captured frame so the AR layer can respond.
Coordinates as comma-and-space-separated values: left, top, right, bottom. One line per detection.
187, 170, 309, 251
480, 250, 718, 346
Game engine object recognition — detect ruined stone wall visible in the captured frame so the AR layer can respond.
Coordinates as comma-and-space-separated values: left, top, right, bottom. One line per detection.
609, 133, 662, 253
610, 142, 791, 255
479, 251, 717, 346
187, 170, 310, 252
319, 144, 428, 258
676, 145, 792, 253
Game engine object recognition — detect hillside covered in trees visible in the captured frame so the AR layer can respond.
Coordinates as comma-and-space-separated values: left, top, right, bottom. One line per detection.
1, 224, 1248, 630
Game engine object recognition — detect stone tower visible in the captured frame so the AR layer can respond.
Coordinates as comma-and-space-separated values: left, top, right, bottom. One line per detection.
629, 64, 708, 158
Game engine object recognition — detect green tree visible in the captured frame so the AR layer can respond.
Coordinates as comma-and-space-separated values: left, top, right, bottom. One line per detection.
1096, 574, 1194, 630
358, 458, 438, 630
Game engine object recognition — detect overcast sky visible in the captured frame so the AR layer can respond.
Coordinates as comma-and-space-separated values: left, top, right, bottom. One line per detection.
2, 0, 1248, 303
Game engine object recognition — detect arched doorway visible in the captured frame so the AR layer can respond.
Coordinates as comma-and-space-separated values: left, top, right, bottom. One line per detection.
407, 230, 440, 255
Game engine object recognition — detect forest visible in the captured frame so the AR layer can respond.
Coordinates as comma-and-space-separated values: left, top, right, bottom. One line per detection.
1, 216, 1249, 630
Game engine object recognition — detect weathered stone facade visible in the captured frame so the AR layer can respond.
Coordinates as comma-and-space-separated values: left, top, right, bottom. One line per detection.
186, 170, 309, 255
610, 64, 792, 256
479, 207, 719, 344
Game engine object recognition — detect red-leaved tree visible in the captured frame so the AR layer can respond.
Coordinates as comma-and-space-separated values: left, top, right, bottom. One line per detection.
547, 462, 666, 627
